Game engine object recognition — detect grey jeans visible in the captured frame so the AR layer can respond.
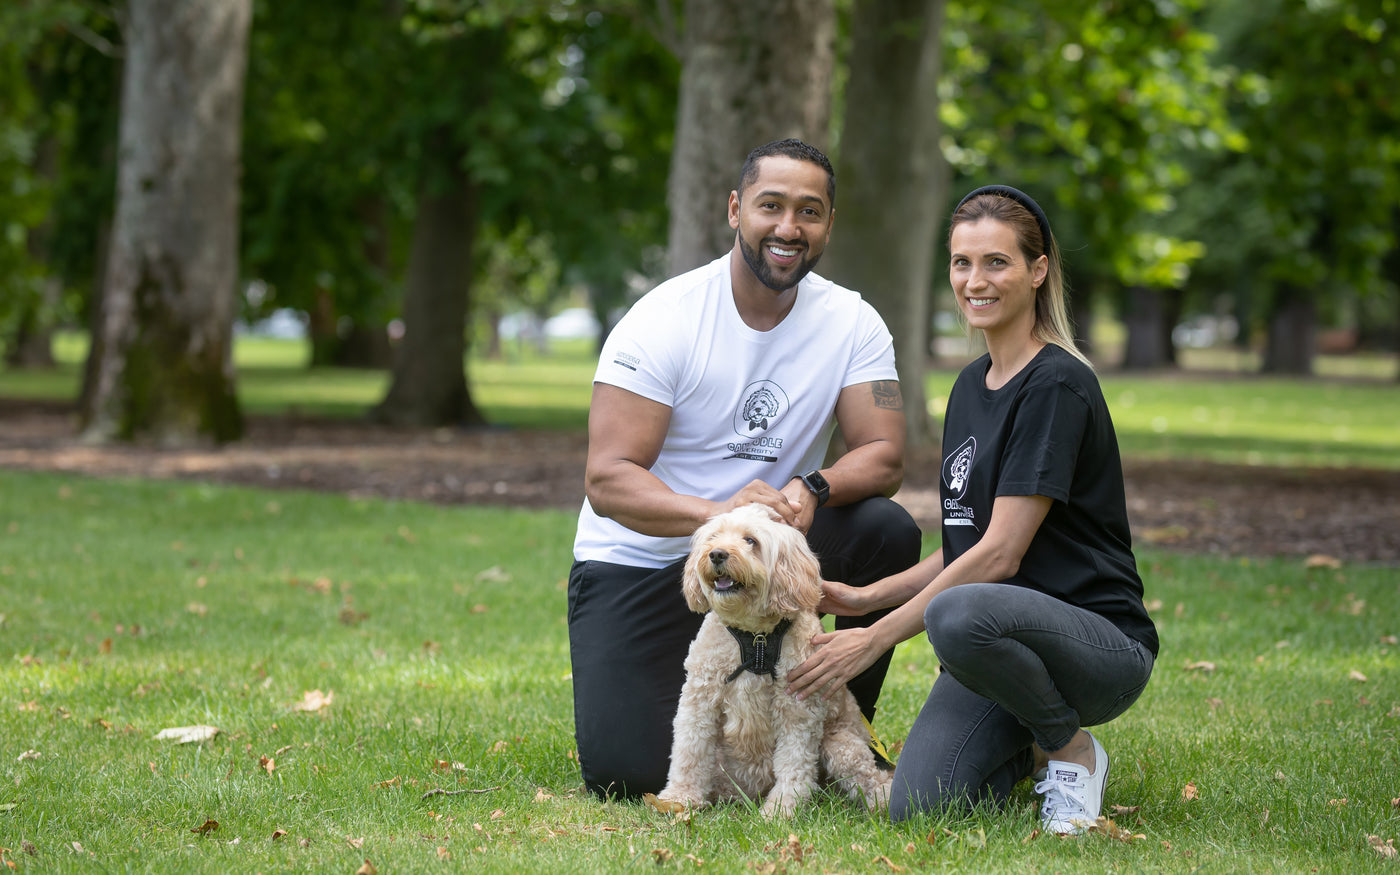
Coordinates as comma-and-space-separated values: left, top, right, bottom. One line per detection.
890, 582, 1154, 821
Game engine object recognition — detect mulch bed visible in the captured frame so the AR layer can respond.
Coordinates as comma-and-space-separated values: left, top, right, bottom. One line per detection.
2, 398, 1397, 564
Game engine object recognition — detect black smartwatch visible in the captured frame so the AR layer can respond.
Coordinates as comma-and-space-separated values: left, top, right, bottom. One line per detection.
797, 470, 830, 507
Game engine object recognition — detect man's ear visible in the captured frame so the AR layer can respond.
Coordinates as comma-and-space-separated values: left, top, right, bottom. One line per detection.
728, 190, 740, 229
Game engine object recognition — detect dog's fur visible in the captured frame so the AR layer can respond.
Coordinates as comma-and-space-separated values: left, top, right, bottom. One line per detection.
656, 504, 892, 818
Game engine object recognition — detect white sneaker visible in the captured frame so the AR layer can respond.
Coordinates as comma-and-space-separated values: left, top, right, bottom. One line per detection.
1034, 732, 1109, 835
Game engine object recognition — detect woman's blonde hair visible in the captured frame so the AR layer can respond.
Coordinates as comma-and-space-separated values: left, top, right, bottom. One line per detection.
948, 188, 1092, 370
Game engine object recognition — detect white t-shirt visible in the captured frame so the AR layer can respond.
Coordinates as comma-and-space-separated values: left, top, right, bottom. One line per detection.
573, 252, 898, 567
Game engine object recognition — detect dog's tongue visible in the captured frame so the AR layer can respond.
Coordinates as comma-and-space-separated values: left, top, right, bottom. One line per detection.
713, 577, 736, 592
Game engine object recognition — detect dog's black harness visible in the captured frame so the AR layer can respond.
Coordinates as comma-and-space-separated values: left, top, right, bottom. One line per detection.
724, 619, 793, 683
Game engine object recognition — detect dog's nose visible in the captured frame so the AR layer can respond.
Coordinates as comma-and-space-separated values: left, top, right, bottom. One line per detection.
709, 548, 728, 565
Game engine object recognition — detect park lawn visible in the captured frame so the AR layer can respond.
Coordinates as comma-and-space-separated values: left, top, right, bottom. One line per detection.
2, 471, 1397, 874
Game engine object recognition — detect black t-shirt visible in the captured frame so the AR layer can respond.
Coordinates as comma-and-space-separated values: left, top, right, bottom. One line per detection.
941, 344, 1159, 656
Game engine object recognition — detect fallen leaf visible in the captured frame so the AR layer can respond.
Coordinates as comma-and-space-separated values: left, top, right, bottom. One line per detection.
155, 725, 221, 744
346, 837, 365, 849
271, 829, 288, 841
1349, 670, 1368, 683
1182, 782, 1199, 800
1087, 816, 1146, 842
642, 793, 687, 814
20, 842, 35, 856
1368, 835, 1397, 860
191, 820, 218, 836
1381, 635, 1398, 646
260, 756, 275, 774
16, 750, 40, 761
437, 846, 451, 860
1330, 798, 1348, 806
475, 566, 511, 583
1184, 660, 1216, 673
186, 602, 208, 616
652, 849, 674, 863
873, 854, 903, 871
533, 788, 554, 802
1304, 554, 1342, 569
355, 860, 377, 875
1110, 804, 1141, 815
292, 690, 333, 712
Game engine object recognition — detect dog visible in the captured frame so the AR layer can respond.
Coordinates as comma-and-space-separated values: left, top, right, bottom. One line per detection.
654, 503, 892, 818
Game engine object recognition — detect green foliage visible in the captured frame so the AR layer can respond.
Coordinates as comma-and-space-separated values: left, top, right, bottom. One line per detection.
1181, 0, 1400, 314
0, 472, 1396, 873
0, 2, 118, 336
940, 0, 1237, 294
239, 1, 675, 340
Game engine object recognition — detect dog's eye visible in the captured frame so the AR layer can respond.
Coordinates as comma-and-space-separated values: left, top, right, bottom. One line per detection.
744, 537, 758, 547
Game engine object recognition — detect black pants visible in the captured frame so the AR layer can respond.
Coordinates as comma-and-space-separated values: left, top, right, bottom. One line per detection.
566, 497, 921, 800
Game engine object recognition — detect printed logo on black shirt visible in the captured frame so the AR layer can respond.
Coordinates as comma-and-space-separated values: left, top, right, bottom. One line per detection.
942, 436, 979, 530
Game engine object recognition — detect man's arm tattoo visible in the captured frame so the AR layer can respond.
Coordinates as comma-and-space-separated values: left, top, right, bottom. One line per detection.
871, 380, 903, 410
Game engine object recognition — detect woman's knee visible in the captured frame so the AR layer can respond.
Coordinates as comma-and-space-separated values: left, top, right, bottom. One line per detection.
925, 583, 1009, 670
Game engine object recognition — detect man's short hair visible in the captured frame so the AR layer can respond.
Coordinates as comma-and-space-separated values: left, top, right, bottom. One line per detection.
737, 138, 836, 208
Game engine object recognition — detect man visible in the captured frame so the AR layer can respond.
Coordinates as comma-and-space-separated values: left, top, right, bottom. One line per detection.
568, 138, 921, 799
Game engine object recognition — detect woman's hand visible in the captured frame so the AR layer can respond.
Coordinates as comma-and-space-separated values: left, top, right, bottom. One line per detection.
817, 579, 873, 617
785, 627, 882, 701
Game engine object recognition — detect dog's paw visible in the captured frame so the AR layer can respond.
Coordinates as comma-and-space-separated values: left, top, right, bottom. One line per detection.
761, 790, 807, 820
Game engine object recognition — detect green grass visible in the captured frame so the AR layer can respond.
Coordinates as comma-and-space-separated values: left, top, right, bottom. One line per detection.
2, 332, 1398, 468
1, 471, 1397, 873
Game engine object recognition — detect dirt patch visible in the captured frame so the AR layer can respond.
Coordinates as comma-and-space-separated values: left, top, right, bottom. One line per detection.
2, 398, 1396, 564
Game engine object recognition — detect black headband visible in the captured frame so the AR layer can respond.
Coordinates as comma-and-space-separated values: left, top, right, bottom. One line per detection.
954, 184, 1053, 255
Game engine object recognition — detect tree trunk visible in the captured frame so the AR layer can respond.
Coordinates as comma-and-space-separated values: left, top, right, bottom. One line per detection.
371, 141, 485, 428
1261, 282, 1317, 375
822, 0, 948, 446
665, 0, 836, 276
1121, 285, 1173, 370
81, 0, 250, 444
308, 196, 393, 369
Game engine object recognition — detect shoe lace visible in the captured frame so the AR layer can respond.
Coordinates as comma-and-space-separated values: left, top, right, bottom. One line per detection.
1035, 773, 1088, 824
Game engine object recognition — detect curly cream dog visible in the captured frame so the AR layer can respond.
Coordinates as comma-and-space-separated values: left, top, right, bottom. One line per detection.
656, 504, 892, 818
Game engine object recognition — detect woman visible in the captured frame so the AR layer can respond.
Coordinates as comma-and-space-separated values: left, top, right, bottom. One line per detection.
785, 185, 1158, 831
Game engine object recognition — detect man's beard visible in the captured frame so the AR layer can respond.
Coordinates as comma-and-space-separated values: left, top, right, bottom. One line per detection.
739, 235, 821, 292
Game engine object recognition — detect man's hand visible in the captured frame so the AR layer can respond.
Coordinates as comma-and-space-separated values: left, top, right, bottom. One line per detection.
780, 478, 816, 533
718, 479, 798, 527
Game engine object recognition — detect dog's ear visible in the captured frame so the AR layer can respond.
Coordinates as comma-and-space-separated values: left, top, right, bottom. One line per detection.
766, 526, 822, 615
681, 532, 711, 614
